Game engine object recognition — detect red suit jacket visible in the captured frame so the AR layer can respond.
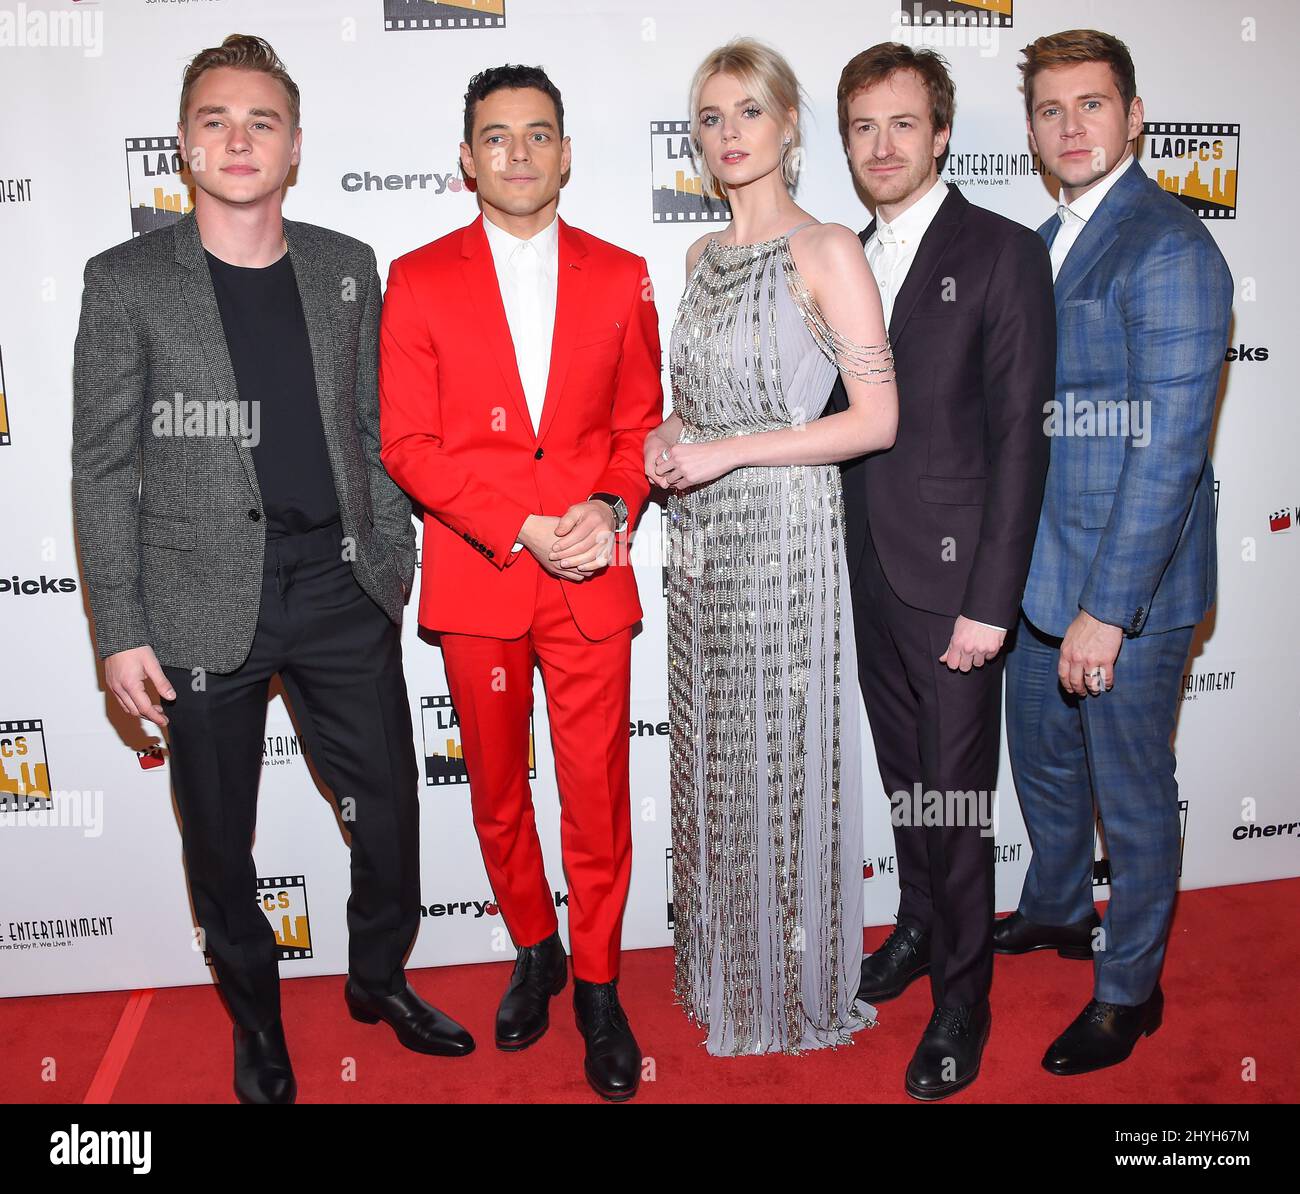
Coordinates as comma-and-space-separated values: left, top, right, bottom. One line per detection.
379, 213, 663, 641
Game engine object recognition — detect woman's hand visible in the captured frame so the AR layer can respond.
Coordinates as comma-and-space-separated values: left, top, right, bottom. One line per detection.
658, 439, 742, 491
644, 430, 672, 487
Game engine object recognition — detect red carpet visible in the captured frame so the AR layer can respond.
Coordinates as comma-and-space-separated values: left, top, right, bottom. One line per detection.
4, 878, 1296, 1104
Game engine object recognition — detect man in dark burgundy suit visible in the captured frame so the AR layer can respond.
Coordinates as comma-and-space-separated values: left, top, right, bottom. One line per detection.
825, 45, 1054, 1100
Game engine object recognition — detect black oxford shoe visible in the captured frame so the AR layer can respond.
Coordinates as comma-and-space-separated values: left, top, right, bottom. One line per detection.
495, 931, 568, 1051
858, 922, 931, 1002
345, 979, 475, 1057
992, 909, 1099, 960
1042, 985, 1163, 1076
574, 978, 641, 1102
233, 1020, 296, 1105
904, 1000, 991, 1102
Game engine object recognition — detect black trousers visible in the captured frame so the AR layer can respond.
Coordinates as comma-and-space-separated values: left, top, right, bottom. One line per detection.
162, 522, 420, 1031
851, 530, 1002, 1009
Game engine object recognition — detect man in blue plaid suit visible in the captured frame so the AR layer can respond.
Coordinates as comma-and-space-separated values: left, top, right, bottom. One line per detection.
998, 31, 1232, 1076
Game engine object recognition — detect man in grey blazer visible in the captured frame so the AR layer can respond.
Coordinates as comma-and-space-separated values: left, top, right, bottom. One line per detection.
71, 35, 473, 1103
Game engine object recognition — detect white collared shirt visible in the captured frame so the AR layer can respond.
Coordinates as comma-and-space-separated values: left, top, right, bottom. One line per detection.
482, 210, 559, 434
1050, 152, 1136, 280
862, 175, 1004, 635
866, 174, 949, 326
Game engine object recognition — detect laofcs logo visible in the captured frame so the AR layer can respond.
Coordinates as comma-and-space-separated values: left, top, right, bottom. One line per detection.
0, 719, 51, 811
1094, 801, 1188, 887
421, 694, 536, 785
205, 879, 313, 962
896, 0, 1013, 27
126, 136, 193, 237
651, 120, 730, 224
258, 876, 312, 961
384, 0, 505, 31
1144, 123, 1239, 219
0, 344, 9, 446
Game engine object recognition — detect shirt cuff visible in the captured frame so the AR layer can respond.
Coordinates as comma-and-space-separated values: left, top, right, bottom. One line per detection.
511, 541, 523, 553
970, 619, 1006, 633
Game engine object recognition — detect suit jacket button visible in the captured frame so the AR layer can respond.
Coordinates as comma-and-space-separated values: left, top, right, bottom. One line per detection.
248, 509, 261, 522
488, 550, 495, 559
535, 448, 544, 461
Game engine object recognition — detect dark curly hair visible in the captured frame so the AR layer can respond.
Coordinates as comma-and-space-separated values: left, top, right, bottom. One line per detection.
462, 64, 564, 145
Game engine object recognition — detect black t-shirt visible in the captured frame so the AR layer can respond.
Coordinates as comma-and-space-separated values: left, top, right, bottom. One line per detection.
205, 248, 340, 537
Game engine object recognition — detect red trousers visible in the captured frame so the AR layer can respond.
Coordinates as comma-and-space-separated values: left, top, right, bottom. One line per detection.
438, 566, 633, 983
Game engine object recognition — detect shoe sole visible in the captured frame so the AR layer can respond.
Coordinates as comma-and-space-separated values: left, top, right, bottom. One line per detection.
858, 963, 931, 1004
495, 1019, 549, 1053
345, 999, 476, 1057
993, 942, 1093, 960
584, 1062, 638, 1103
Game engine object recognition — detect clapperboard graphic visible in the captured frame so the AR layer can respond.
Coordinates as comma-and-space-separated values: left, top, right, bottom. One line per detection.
1144, 122, 1239, 219
1269, 505, 1297, 534
0, 719, 52, 812
0, 343, 10, 446
421, 694, 536, 785
125, 136, 193, 237
897, 0, 1014, 27
651, 120, 731, 224
665, 847, 674, 930
384, 0, 505, 31
1094, 800, 1189, 887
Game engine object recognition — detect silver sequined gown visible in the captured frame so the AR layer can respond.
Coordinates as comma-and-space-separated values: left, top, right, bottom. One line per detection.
667, 223, 875, 1055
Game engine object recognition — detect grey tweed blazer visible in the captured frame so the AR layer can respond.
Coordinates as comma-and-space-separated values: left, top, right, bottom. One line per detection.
71, 210, 417, 673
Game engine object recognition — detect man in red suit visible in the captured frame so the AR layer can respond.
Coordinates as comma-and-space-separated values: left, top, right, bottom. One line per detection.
378, 65, 662, 1102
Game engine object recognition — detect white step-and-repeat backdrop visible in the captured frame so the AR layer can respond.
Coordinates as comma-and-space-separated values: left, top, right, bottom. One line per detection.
1, 0, 1297, 999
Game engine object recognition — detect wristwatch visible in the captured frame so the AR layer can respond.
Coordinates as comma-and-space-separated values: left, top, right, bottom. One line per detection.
589, 492, 628, 534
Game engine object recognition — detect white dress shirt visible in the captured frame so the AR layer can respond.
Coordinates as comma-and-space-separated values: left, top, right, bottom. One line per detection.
483, 213, 559, 555
482, 211, 559, 433
1050, 152, 1136, 281
866, 173, 948, 327
864, 175, 1005, 636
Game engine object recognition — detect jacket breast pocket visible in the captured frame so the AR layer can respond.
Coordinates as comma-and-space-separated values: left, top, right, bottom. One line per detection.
1060, 298, 1104, 324
574, 325, 623, 351
1078, 489, 1116, 530
139, 512, 195, 551
917, 475, 986, 506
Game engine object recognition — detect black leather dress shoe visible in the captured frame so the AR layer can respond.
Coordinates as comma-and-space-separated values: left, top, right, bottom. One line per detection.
233, 1020, 296, 1105
858, 922, 931, 1002
573, 978, 641, 1102
495, 931, 568, 1051
904, 1000, 991, 1102
992, 909, 1099, 960
345, 979, 475, 1057
1042, 985, 1163, 1076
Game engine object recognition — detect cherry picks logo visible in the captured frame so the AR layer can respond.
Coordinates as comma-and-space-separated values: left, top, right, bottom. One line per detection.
1269, 507, 1296, 534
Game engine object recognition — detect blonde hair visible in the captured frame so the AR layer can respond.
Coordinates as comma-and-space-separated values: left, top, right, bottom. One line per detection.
688, 37, 805, 200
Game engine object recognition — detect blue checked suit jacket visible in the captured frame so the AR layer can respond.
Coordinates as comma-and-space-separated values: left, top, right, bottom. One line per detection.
1021, 159, 1233, 638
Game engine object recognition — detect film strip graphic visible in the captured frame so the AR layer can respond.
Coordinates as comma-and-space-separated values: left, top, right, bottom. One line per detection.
897, 1, 1013, 28
651, 120, 730, 224
260, 875, 312, 961
665, 847, 674, 929
125, 135, 191, 237
420, 694, 537, 785
1143, 122, 1239, 219
0, 718, 51, 812
384, 0, 505, 31
0, 343, 10, 446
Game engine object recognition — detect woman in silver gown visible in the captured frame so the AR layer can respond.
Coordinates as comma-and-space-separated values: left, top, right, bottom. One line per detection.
645, 39, 899, 1055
